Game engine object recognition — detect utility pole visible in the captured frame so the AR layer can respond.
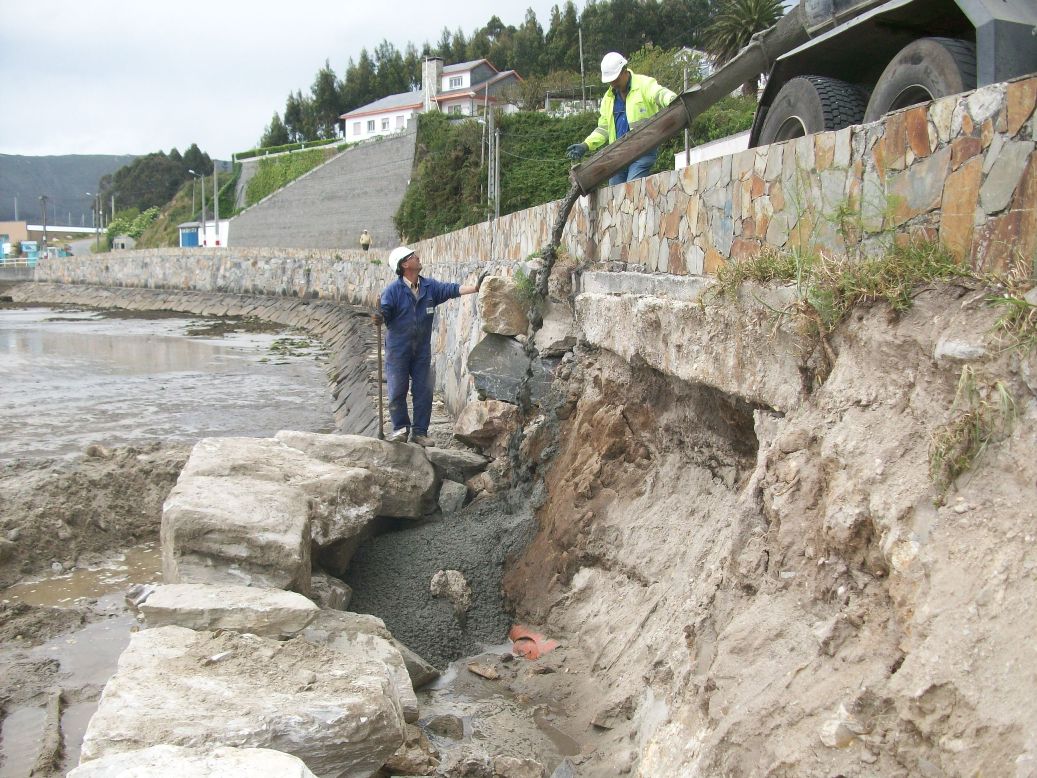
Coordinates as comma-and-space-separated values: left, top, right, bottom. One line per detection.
13, 194, 17, 221
486, 110, 495, 222
494, 127, 501, 220
190, 169, 206, 246
213, 169, 219, 245
684, 64, 690, 167
39, 195, 49, 251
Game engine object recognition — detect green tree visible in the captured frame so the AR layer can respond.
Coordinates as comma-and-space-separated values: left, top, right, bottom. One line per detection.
701, 0, 783, 94
511, 9, 545, 75
543, 2, 581, 72
182, 143, 213, 175
260, 112, 291, 147
283, 90, 311, 141
629, 43, 700, 92
310, 60, 342, 139
374, 40, 409, 96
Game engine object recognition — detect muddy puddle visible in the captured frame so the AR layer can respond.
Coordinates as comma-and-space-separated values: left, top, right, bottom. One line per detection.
419, 646, 578, 772
2, 545, 160, 608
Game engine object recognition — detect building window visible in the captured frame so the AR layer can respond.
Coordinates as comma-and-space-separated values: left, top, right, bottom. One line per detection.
381, 117, 390, 130
352, 122, 361, 135
367, 119, 375, 132
448, 105, 462, 115
449, 75, 463, 88
396, 115, 405, 129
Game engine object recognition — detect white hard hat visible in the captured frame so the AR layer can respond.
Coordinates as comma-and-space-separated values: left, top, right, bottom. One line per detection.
600, 52, 628, 83
389, 245, 415, 272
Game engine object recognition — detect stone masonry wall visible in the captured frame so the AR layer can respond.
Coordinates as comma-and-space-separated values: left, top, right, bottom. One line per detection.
229, 126, 417, 250
31, 75, 1037, 416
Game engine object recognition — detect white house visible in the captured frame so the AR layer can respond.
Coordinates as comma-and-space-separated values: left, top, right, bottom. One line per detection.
340, 58, 522, 143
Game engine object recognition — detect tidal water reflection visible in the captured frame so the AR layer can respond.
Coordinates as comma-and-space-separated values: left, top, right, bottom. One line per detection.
0, 307, 335, 462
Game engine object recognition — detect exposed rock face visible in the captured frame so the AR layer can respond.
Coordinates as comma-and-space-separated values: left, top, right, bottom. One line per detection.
506, 286, 1037, 777
80, 626, 406, 777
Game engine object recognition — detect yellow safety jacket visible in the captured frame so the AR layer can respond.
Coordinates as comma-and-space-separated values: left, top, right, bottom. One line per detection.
583, 72, 677, 152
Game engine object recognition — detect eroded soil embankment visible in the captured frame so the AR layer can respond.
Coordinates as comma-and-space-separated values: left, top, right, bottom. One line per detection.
505, 285, 1037, 776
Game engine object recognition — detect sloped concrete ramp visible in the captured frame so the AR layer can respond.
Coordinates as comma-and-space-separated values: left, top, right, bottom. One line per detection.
230, 125, 417, 250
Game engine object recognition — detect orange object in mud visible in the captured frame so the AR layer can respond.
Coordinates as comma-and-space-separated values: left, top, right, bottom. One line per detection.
509, 624, 560, 660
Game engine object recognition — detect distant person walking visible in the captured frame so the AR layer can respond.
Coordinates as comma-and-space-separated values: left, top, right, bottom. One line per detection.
372, 246, 486, 446
565, 52, 677, 185
359, 229, 371, 252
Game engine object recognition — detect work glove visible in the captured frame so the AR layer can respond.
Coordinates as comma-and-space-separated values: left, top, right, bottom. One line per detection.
371, 312, 384, 326
476, 270, 489, 291
566, 143, 588, 161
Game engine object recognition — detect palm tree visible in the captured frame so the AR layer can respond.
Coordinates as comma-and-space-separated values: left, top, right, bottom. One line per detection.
702, 0, 784, 95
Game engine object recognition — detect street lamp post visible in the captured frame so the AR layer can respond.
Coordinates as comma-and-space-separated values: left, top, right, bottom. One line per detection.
188, 169, 206, 246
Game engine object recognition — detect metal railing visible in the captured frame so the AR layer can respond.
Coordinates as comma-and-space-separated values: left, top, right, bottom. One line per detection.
0, 257, 37, 267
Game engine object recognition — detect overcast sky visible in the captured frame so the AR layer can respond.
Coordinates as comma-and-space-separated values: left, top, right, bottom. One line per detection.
0, 0, 568, 161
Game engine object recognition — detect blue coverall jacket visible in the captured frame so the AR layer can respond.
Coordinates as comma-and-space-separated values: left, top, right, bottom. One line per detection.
379, 275, 461, 435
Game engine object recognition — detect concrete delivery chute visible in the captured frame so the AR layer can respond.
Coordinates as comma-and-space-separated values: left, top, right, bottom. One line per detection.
568, 0, 1037, 195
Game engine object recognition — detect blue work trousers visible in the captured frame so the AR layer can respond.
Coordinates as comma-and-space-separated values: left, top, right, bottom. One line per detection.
387, 348, 433, 435
609, 147, 659, 186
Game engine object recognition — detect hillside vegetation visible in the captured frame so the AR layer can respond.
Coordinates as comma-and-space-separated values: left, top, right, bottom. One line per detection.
396, 93, 756, 242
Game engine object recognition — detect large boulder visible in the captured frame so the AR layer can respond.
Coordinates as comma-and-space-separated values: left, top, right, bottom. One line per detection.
80, 626, 406, 777
161, 476, 312, 595
479, 276, 529, 337
454, 400, 521, 458
302, 610, 419, 724
68, 745, 317, 777
138, 584, 319, 638
425, 447, 489, 483
162, 437, 386, 587
533, 298, 577, 357
179, 436, 380, 551
466, 334, 554, 405
275, 431, 437, 518
300, 610, 439, 689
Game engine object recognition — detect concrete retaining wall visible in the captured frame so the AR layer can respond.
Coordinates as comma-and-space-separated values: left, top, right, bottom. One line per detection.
230, 126, 418, 251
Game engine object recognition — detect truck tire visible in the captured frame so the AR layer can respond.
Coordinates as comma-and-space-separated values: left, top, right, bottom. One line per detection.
863, 37, 976, 123
758, 76, 868, 146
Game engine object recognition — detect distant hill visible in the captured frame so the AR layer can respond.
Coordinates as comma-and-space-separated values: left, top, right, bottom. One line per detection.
0, 154, 137, 226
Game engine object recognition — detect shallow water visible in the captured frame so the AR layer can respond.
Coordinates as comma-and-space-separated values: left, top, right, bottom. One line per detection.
0, 307, 335, 462
1, 545, 160, 608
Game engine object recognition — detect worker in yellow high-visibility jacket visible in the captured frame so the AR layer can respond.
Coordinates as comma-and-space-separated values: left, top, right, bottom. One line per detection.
566, 52, 678, 186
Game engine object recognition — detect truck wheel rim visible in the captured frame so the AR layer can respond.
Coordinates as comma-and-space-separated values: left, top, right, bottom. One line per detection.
772, 115, 808, 142
887, 84, 935, 113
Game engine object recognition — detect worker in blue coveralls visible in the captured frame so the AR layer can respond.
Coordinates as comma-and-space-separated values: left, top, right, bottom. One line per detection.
371, 245, 486, 447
